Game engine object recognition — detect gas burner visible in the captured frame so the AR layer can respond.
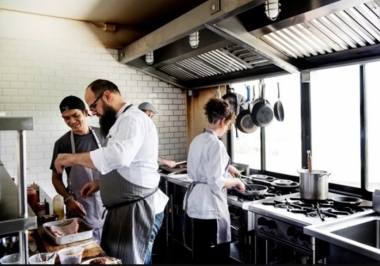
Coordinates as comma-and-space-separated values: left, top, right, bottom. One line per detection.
261, 197, 371, 221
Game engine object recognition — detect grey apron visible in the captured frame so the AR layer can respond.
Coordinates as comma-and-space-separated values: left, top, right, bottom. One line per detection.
184, 129, 231, 244
99, 104, 158, 264
68, 127, 105, 243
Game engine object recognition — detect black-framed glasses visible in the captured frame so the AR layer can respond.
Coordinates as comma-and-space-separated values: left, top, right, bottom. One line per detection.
89, 92, 104, 111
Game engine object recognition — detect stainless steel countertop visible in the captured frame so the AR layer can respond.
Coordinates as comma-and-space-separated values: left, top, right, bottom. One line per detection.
248, 192, 373, 228
304, 210, 380, 261
160, 173, 191, 188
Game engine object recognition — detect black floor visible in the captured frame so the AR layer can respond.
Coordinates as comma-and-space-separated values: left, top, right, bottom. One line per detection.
151, 228, 249, 264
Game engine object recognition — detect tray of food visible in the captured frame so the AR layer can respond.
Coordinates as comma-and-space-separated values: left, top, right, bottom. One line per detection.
81, 256, 122, 264
42, 218, 94, 245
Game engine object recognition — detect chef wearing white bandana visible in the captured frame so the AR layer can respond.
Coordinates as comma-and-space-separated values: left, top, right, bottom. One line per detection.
183, 97, 245, 264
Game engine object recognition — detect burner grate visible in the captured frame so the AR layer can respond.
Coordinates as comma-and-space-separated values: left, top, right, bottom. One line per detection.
261, 197, 369, 221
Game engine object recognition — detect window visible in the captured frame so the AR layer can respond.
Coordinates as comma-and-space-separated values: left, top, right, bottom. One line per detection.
364, 62, 380, 191
310, 65, 360, 188
231, 73, 301, 174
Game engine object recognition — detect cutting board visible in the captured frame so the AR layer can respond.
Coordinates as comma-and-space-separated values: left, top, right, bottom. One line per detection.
35, 226, 104, 263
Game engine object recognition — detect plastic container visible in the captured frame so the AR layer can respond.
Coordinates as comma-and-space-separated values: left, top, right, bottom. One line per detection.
29, 252, 57, 264
0, 253, 20, 264
53, 195, 64, 220
58, 246, 84, 264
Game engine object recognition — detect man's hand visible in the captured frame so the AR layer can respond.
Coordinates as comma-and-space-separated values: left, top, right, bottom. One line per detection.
54, 154, 75, 174
235, 179, 246, 193
66, 198, 87, 219
228, 165, 241, 177
80, 181, 100, 198
163, 159, 177, 168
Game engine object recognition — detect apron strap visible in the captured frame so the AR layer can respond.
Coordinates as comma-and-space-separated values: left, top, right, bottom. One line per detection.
101, 187, 158, 219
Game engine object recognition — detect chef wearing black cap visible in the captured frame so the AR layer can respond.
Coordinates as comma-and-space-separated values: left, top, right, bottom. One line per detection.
50, 95, 105, 243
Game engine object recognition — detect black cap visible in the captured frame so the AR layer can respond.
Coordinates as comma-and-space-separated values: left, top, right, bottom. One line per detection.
59, 96, 87, 114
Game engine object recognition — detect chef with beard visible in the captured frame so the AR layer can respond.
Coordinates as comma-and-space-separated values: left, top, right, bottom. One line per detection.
54, 79, 168, 265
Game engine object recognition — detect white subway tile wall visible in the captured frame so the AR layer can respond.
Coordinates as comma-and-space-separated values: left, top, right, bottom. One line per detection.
0, 37, 187, 198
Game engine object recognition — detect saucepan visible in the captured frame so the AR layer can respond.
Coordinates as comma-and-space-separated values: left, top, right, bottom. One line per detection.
298, 169, 330, 200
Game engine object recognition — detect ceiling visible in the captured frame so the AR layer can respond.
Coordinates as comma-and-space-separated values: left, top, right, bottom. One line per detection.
0, 0, 207, 33
3, 0, 380, 89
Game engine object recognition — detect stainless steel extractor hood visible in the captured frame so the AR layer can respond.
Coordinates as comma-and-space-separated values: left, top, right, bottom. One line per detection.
119, 0, 380, 89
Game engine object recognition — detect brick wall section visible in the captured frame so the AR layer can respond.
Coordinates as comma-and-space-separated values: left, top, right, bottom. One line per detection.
0, 37, 187, 198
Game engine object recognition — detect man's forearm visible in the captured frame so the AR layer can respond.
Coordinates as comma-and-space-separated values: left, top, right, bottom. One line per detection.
73, 152, 96, 169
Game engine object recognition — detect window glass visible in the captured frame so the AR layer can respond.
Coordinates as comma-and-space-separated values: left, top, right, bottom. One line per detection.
231, 73, 301, 174
310, 65, 360, 187
364, 61, 380, 191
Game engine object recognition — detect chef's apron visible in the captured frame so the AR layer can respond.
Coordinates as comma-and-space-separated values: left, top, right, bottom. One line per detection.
99, 104, 158, 264
184, 129, 231, 244
68, 127, 105, 243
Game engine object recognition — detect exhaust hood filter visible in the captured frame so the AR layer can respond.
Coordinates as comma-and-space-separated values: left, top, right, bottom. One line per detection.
158, 45, 271, 81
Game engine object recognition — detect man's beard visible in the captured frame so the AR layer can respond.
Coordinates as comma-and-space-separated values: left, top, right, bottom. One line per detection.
99, 104, 118, 137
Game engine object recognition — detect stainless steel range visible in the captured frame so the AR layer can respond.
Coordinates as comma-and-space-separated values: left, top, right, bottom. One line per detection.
248, 192, 373, 264
226, 177, 300, 263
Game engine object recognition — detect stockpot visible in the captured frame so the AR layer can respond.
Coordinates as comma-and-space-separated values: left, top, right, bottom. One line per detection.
298, 169, 331, 200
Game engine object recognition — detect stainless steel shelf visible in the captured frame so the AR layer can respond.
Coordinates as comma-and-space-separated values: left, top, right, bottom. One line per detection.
0, 166, 37, 235
0, 116, 35, 264
0, 117, 33, 131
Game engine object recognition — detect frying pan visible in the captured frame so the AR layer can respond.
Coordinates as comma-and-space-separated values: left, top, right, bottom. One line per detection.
274, 82, 285, 122
270, 179, 299, 191
250, 81, 274, 127
331, 196, 362, 208
236, 184, 269, 196
237, 176, 268, 196
236, 85, 259, 133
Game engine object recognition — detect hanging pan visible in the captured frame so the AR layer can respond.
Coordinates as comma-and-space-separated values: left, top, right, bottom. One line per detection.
236, 85, 259, 134
250, 80, 274, 127
274, 82, 285, 122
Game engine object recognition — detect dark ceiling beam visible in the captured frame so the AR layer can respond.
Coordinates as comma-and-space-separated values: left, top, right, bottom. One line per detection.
119, 0, 266, 63
206, 16, 300, 74
240, 0, 370, 38
150, 29, 234, 68
185, 65, 287, 89
300, 43, 380, 71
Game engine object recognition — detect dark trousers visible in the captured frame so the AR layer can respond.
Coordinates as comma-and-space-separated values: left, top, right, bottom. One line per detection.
191, 217, 231, 264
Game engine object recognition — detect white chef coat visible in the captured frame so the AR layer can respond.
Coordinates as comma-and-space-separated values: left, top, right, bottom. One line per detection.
184, 129, 230, 219
90, 103, 168, 214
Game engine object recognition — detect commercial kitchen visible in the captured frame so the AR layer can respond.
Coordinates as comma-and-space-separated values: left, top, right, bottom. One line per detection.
1, 0, 380, 264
